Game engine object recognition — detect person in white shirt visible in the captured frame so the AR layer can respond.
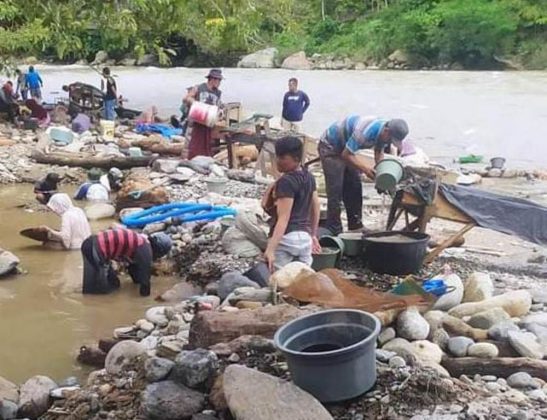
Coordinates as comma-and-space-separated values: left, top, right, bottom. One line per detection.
43, 193, 91, 250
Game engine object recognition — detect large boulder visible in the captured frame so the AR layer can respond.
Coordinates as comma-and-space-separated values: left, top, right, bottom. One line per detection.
448, 290, 532, 318
142, 381, 205, 420
396, 307, 430, 341
388, 50, 409, 64
18, 375, 57, 418
92, 50, 109, 65
238, 48, 278, 68
105, 340, 146, 375
223, 364, 333, 420
170, 349, 219, 389
269, 262, 314, 289
281, 51, 312, 70
0, 376, 18, 403
218, 272, 259, 300
137, 54, 159, 66
463, 272, 494, 302
144, 357, 175, 383
432, 274, 464, 311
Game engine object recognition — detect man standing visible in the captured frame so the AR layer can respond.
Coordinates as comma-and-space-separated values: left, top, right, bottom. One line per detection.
25, 66, 43, 101
281, 78, 310, 132
319, 115, 409, 235
15, 69, 28, 100
101, 67, 117, 121
184, 68, 224, 159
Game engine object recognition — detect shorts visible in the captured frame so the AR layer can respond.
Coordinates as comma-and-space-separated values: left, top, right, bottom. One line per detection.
274, 231, 312, 270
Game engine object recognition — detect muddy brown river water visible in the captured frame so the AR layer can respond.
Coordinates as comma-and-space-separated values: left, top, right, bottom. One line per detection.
0, 185, 176, 383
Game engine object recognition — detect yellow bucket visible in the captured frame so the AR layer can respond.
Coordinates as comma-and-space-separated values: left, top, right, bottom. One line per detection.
100, 119, 115, 140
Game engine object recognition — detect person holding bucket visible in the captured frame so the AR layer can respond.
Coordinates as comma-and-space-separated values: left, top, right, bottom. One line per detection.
184, 68, 224, 159
319, 115, 409, 235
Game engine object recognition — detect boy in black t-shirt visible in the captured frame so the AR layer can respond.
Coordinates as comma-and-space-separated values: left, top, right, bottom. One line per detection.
262, 136, 321, 271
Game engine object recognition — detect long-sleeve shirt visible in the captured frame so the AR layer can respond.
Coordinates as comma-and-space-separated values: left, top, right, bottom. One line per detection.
282, 90, 310, 122
50, 207, 91, 249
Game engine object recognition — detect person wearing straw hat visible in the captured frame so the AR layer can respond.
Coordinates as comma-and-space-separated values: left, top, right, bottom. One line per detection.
318, 115, 409, 235
183, 68, 224, 159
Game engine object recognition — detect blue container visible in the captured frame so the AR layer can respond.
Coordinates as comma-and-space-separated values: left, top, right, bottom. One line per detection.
422, 279, 447, 296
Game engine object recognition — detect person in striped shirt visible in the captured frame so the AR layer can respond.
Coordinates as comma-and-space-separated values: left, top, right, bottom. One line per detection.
319, 115, 409, 235
80, 228, 172, 296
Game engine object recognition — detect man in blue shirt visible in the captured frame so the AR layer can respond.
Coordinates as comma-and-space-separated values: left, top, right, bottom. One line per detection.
281, 78, 310, 132
319, 115, 409, 234
25, 66, 43, 101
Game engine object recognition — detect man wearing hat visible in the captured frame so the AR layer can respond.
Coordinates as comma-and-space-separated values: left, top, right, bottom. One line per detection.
319, 115, 409, 235
184, 68, 224, 159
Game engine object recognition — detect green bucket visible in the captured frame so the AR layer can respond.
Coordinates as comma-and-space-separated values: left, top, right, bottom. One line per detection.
375, 158, 404, 192
312, 247, 340, 271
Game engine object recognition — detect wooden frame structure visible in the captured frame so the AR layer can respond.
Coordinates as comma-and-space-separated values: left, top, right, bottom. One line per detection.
386, 184, 476, 264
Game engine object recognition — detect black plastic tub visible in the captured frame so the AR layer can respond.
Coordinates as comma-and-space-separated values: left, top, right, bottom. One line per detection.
274, 309, 380, 403
362, 231, 430, 275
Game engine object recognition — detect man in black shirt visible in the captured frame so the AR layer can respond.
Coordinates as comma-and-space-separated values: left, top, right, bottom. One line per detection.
101, 67, 117, 121
262, 136, 321, 271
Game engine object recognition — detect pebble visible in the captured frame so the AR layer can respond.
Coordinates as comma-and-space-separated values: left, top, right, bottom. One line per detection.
388, 356, 406, 369
467, 342, 499, 358
482, 375, 497, 382
378, 327, 396, 346
507, 372, 538, 389
485, 382, 502, 393
228, 353, 241, 363
375, 349, 396, 363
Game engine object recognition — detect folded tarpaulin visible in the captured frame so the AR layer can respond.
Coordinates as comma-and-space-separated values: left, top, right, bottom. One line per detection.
439, 183, 547, 245
135, 123, 182, 139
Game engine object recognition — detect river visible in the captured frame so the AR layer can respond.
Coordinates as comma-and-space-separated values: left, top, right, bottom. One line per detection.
0, 185, 176, 383
34, 65, 547, 168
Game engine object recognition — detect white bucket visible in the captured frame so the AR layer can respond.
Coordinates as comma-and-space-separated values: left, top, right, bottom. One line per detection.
189, 102, 219, 127
100, 119, 115, 140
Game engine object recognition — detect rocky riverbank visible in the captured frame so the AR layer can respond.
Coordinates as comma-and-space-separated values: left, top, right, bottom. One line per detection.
0, 118, 546, 419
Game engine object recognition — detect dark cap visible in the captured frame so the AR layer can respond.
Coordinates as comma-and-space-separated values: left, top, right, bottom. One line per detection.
387, 119, 409, 142
149, 232, 172, 259
206, 69, 224, 80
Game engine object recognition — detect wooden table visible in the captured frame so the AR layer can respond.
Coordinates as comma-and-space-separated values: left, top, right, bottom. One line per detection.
386, 185, 476, 264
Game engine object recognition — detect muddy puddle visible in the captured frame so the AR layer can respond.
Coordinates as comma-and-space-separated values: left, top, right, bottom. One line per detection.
0, 185, 177, 383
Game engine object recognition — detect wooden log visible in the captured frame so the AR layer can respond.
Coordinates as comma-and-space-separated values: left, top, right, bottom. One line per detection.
441, 357, 547, 380
31, 149, 155, 169
442, 315, 488, 341
188, 304, 317, 348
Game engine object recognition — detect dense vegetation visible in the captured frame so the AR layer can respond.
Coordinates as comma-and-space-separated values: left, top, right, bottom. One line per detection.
0, 0, 545, 69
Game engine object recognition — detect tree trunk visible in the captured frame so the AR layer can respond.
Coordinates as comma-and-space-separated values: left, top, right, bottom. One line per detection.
31, 149, 154, 169
441, 357, 547, 380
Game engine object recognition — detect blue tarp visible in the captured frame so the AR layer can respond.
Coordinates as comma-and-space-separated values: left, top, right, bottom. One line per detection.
135, 123, 182, 139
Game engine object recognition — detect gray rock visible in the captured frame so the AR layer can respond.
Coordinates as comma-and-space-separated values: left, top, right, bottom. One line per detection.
521, 313, 547, 327
396, 308, 430, 341
145, 306, 169, 327
218, 272, 259, 300
223, 364, 333, 420
389, 356, 407, 369
136, 54, 158, 66
482, 375, 497, 382
448, 336, 474, 357
142, 381, 205, 420
145, 357, 175, 382
507, 372, 538, 389
237, 48, 278, 68
485, 382, 501, 393
522, 322, 547, 345
375, 349, 396, 363
530, 290, 547, 305
0, 399, 18, 419
431, 328, 450, 351
93, 50, 108, 64
423, 311, 446, 335
159, 281, 204, 303
171, 349, 219, 389
18, 375, 57, 418
433, 274, 464, 311
152, 159, 180, 174
378, 327, 396, 346
118, 56, 136, 66
508, 331, 544, 359
0, 249, 19, 276
463, 272, 493, 302
468, 307, 510, 329
105, 340, 146, 375
0, 377, 18, 403
527, 389, 546, 401
467, 343, 499, 358
281, 51, 312, 70
488, 321, 519, 341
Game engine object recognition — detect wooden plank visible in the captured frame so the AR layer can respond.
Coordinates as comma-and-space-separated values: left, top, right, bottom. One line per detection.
424, 222, 475, 264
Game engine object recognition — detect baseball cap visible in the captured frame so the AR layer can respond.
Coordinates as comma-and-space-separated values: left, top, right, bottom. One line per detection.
387, 119, 409, 143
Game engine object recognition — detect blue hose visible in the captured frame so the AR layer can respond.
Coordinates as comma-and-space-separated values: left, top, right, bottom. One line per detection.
122, 202, 237, 227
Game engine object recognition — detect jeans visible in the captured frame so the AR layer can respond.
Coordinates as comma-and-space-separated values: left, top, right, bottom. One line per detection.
103, 99, 116, 121
319, 142, 363, 235
274, 231, 313, 270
